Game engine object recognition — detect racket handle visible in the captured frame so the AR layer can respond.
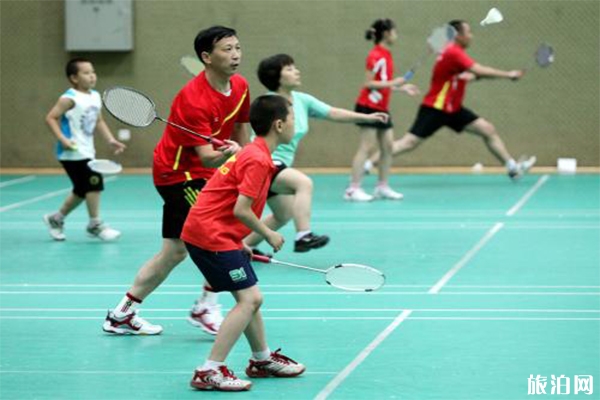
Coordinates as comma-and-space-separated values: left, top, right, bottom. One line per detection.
210, 137, 226, 147
251, 254, 272, 263
402, 69, 415, 81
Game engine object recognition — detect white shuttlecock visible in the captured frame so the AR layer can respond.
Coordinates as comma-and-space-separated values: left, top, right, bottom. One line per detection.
480, 7, 503, 26
472, 162, 484, 173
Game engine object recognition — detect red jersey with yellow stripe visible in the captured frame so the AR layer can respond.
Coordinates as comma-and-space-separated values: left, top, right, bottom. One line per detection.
422, 43, 474, 113
153, 71, 250, 186
181, 137, 274, 251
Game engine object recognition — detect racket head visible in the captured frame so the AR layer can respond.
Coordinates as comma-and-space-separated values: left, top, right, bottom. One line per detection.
87, 159, 122, 175
102, 87, 157, 128
535, 43, 554, 68
180, 55, 204, 77
325, 264, 386, 292
427, 24, 457, 53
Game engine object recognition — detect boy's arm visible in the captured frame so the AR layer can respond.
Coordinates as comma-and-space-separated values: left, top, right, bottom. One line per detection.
45, 97, 77, 150
469, 63, 524, 80
95, 113, 126, 154
327, 107, 389, 125
233, 194, 284, 252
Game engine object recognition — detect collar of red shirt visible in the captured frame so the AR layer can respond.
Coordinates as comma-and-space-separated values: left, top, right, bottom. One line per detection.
253, 136, 271, 156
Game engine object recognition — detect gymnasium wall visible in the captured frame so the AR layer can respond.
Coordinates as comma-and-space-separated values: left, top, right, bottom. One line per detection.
1, 0, 598, 168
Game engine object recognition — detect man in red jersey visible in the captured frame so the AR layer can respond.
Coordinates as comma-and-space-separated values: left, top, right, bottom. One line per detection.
183, 94, 305, 392
367, 20, 536, 180
103, 26, 250, 336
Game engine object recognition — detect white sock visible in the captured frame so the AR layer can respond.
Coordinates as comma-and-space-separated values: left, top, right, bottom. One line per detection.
506, 159, 517, 171
113, 292, 141, 317
252, 348, 271, 361
296, 230, 311, 241
198, 286, 219, 306
376, 181, 388, 188
364, 160, 374, 171
200, 359, 225, 371
88, 217, 102, 227
53, 212, 65, 222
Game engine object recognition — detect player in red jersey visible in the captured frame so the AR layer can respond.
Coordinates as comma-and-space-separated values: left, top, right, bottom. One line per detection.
345, 18, 420, 202
366, 20, 536, 180
103, 26, 250, 336
183, 95, 305, 391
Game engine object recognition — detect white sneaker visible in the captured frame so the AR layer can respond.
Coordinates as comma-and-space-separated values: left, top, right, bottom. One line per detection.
190, 366, 252, 391
102, 310, 163, 335
373, 185, 404, 200
344, 187, 374, 202
518, 155, 537, 174
188, 303, 224, 335
43, 214, 66, 241
87, 222, 121, 241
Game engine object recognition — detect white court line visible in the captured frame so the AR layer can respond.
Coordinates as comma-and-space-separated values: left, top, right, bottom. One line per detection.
428, 222, 504, 294
1, 290, 599, 296
0, 369, 335, 375
0, 175, 36, 188
1, 308, 598, 313
0, 176, 117, 213
506, 174, 550, 216
1, 315, 599, 321
314, 310, 413, 400
1, 284, 599, 289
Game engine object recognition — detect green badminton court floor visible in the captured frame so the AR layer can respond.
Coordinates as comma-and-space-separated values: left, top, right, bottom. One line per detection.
1, 173, 599, 399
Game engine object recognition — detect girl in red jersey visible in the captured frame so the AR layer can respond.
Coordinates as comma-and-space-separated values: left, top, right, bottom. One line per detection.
345, 18, 419, 202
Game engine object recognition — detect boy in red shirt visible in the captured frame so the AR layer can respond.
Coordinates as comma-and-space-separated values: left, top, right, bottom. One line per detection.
182, 95, 305, 391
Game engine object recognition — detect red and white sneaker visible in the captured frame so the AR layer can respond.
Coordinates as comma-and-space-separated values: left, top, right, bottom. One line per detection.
188, 303, 223, 335
102, 310, 163, 335
190, 366, 252, 391
245, 349, 306, 378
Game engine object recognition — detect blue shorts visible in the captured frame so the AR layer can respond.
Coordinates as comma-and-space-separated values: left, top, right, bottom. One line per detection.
185, 243, 258, 292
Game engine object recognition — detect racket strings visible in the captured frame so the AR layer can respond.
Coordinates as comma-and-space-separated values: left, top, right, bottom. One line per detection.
103, 88, 156, 127
427, 25, 456, 53
326, 264, 385, 291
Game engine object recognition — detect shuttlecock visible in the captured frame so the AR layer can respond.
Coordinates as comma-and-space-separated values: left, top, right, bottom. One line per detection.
472, 162, 484, 174
480, 7, 503, 26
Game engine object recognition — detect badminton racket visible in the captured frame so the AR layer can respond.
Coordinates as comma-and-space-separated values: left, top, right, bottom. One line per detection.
102, 87, 225, 147
252, 255, 385, 292
180, 55, 204, 77
87, 159, 122, 175
403, 24, 457, 81
529, 43, 554, 69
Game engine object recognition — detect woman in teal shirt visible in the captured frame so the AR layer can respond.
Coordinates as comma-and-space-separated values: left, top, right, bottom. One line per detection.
244, 54, 387, 253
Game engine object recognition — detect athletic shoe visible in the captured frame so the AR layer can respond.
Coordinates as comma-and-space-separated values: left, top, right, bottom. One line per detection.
188, 303, 223, 335
86, 222, 121, 241
245, 348, 306, 378
190, 366, 252, 391
518, 155, 537, 174
294, 232, 330, 253
344, 187, 374, 202
251, 248, 272, 258
373, 185, 404, 200
43, 214, 66, 241
102, 310, 163, 335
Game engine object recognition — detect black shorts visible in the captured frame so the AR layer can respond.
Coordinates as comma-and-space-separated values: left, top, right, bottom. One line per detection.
60, 159, 104, 198
409, 105, 479, 139
155, 179, 207, 239
267, 160, 288, 199
185, 243, 258, 292
354, 104, 393, 130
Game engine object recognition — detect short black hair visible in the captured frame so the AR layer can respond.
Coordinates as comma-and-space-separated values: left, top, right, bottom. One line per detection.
365, 19, 396, 44
65, 57, 91, 79
449, 20, 467, 35
257, 54, 295, 91
194, 26, 237, 64
250, 95, 292, 136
